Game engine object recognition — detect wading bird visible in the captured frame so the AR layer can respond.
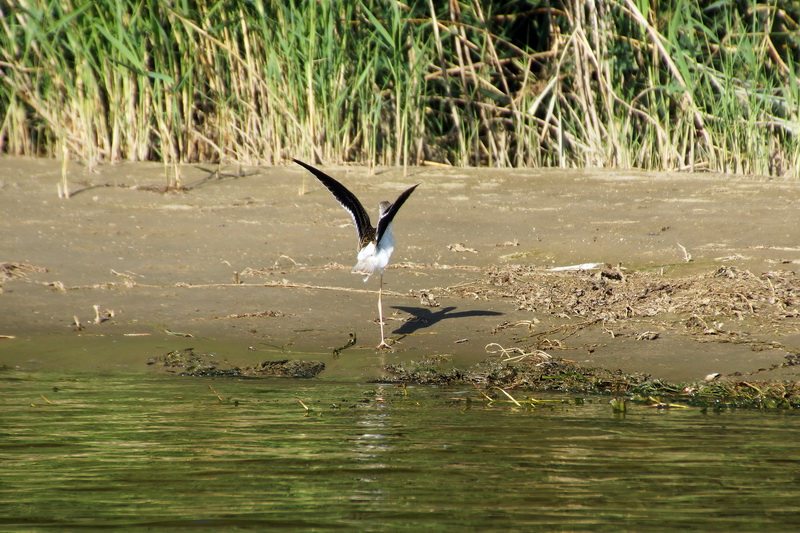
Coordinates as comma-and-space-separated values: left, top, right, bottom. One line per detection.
294, 159, 419, 349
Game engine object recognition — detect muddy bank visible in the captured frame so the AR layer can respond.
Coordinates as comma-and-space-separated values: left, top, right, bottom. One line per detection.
1, 156, 799, 382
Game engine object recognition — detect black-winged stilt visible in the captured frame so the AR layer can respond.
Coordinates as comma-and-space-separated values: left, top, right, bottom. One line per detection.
294, 159, 418, 349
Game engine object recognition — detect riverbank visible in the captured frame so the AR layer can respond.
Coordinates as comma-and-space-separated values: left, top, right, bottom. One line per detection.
1, 157, 798, 383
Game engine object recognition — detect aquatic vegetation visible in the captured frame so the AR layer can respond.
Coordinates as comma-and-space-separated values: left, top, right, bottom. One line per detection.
140, 342, 800, 410
631, 376, 800, 410
381, 353, 800, 410
1, 1, 797, 177
383, 357, 468, 385
609, 397, 627, 413
147, 347, 325, 378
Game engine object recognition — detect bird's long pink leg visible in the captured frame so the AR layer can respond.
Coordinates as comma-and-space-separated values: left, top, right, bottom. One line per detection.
377, 273, 391, 349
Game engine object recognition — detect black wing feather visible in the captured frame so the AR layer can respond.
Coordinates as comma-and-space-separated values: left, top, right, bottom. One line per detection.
376, 183, 419, 245
293, 159, 372, 243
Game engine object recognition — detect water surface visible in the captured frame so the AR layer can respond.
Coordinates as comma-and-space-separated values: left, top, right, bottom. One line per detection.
2, 372, 799, 531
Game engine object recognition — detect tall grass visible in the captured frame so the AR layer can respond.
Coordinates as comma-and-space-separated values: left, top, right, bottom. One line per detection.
1, 0, 798, 178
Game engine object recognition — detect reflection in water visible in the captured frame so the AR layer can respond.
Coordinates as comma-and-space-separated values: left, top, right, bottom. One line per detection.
2, 373, 800, 530
351, 406, 392, 505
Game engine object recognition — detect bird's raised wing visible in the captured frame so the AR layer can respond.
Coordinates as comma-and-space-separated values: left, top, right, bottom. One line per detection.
376, 183, 419, 245
294, 159, 372, 244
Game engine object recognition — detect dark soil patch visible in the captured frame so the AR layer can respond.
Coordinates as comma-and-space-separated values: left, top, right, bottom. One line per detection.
426, 265, 800, 356
441, 265, 799, 321
148, 348, 325, 378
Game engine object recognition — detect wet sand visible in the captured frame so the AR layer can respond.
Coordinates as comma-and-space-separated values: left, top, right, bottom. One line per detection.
1, 156, 799, 381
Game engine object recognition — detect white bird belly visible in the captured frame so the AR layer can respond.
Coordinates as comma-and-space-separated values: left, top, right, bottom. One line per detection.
352, 225, 395, 281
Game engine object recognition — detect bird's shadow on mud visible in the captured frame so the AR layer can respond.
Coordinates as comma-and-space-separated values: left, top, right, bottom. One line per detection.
390, 306, 503, 335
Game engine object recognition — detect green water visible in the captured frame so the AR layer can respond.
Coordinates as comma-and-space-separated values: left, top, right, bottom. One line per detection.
2, 373, 800, 531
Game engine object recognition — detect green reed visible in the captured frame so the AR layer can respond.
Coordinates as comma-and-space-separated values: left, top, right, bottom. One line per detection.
0, 0, 798, 177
